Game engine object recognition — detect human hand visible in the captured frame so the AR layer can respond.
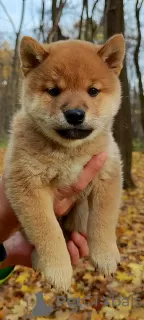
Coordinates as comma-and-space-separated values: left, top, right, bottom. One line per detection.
0, 153, 107, 269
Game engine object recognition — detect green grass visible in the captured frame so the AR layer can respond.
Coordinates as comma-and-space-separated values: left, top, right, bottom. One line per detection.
0, 138, 8, 148
132, 138, 144, 152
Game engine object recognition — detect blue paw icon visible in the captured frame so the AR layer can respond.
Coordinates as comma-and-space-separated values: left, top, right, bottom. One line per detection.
23, 291, 54, 319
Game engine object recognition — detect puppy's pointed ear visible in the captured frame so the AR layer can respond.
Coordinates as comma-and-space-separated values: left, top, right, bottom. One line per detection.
97, 34, 125, 76
20, 36, 49, 76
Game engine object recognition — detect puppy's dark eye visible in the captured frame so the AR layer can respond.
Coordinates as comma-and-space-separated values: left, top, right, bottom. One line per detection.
47, 87, 61, 97
88, 87, 100, 97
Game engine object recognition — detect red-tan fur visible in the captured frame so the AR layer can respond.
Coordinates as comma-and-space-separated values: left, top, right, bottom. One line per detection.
4, 34, 125, 291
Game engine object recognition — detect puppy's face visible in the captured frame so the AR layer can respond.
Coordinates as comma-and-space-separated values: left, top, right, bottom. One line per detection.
20, 35, 125, 147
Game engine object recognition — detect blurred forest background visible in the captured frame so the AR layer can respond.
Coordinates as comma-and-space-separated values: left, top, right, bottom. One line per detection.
0, 1, 144, 320
0, 0, 144, 189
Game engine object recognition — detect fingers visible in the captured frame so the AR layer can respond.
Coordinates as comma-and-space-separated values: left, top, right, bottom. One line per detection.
67, 232, 89, 266
0, 153, 106, 268
54, 152, 107, 216
57, 153, 107, 199
1, 232, 88, 269
71, 232, 89, 258
72, 152, 107, 193
0, 232, 33, 269
67, 241, 79, 266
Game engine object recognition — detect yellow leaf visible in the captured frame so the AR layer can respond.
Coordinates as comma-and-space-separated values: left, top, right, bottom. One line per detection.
83, 272, 94, 281
130, 308, 144, 318
69, 292, 85, 300
116, 271, 133, 282
128, 263, 144, 286
16, 271, 30, 284
55, 310, 71, 320
100, 306, 120, 320
12, 300, 27, 316
122, 194, 128, 201
118, 287, 130, 297
101, 304, 131, 320
91, 310, 103, 320
21, 285, 35, 293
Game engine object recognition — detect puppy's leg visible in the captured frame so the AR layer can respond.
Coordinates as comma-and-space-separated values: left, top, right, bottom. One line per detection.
6, 182, 72, 291
64, 199, 89, 234
88, 166, 122, 276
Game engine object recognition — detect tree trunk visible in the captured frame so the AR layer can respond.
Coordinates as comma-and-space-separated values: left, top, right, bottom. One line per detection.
0, 0, 26, 135
78, 0, 85, 39
105, 0, 135, 188
47, 0, 66, 43
84, 0, 89, 41
134, 0, 144, 132
6, 0, 25, 127
38, 0, 45, 42
12, 0, 26, 76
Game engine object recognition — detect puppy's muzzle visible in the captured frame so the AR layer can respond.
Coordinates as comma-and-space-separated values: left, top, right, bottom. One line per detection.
64, 109, 85, 126
55, 109, 93, 140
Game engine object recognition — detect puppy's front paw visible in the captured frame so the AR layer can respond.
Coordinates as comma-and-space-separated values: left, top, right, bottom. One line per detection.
32, 249, 72, 292
89, 242, 120, 276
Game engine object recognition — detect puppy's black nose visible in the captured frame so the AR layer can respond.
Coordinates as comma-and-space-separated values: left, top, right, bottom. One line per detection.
64, 109, 85, 126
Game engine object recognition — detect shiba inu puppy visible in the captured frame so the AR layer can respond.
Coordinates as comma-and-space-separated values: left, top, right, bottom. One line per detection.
4, 34, 125, 291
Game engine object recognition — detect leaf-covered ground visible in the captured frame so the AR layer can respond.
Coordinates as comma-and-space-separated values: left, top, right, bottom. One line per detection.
0, 150, 144, 320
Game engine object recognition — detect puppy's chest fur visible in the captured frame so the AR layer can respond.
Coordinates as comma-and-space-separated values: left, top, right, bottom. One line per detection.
6, 111, 119, 193
48, 152, 90, 187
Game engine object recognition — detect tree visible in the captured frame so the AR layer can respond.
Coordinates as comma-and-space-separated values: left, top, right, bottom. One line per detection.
104, 0, 135, 188
0, 0, 26, 82
134, 0, 144, 133
47, 0, 67, 43
78, 0, 100, 42
11, 0, 26, 112
38, 0, 45, 42
0, 0, 26, 134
